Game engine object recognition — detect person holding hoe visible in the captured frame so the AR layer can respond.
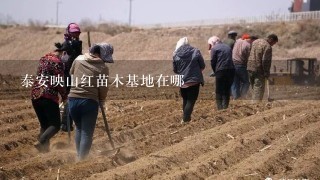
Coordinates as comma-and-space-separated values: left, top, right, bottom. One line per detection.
68, 43, 113, 160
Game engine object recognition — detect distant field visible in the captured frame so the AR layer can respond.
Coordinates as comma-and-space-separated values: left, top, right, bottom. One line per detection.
1, 20, 320, 61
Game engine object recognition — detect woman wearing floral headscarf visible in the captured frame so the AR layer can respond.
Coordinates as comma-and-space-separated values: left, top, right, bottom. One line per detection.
32, 43, 68, 153
68, 43, 114, 160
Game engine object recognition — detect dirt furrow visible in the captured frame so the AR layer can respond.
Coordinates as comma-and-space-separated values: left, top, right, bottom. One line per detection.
0, 132, 72, 167
0, 119, 38, 138
272, 91, 320, 100
86, 102, 312, 180
152, 104, 320, 180
0, 102, 32, 114
0, 109, 36, 125
104, 100, 180, 126
0, 100, 182, 179
0, 129, 38, 153
91, 100, 257, 157
31, 152, 128, 180
0, 100, 26, 107
0, 151, 76, 179
22, 101, 264, 180
0, 92, 29, 100
207, 111, 320, 179
273, 142, 320, 179
28, 102, 211, 180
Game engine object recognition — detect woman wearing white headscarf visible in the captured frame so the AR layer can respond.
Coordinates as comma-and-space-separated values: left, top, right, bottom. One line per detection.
68, 43, 114, 160
173, 37, 205, 124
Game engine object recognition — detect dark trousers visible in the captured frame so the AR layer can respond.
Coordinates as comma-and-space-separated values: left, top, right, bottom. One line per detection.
61, 102, 73, 128
215, 69, 235, 110
61, 74, 73, 128
64, 73, 72, 95
180, 84, 200, 122
231, 65, 250, 99
32, 98, 61, 144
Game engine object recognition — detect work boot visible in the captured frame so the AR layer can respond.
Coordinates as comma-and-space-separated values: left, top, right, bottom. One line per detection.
216, 94, 223, 110
34, 140, 50, 153
222, 96, 230, 109
61, 123, 74, 132
180, 119, 190, 125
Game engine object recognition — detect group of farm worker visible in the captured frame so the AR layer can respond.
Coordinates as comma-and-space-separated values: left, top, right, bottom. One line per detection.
30, 22, 278, 160
31, 23, 113, 160
175, 31, 278, 124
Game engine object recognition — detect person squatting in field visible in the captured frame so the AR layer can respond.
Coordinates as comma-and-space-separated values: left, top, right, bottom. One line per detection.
208, 36, 235, 110
231, 34, 258, 100
68, 43, 114, 160
173, 37, 205, 124
247, 34, 278, 102
31, 43, 68, 153
60, 23, 83, 132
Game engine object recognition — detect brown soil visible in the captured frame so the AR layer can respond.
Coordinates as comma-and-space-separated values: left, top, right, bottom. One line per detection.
1, 22, 320, 179
0, 75, 320, 179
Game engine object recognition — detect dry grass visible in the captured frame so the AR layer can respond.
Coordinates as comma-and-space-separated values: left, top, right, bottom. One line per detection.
80, 19, 134, 36
27, 20, 48, 31
0, 20, 320, 61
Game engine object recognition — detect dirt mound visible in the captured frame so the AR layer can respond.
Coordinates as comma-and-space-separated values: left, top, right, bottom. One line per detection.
1, 20, 320, 61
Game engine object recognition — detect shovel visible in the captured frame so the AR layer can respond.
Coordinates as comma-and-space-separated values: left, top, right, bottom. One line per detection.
99, 101, 115, 149
98, 90, 122, 156
98, 102, 124, 157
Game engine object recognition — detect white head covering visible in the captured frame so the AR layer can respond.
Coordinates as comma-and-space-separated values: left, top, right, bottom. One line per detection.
207, 36, 221, 46
175, 37, 189, 51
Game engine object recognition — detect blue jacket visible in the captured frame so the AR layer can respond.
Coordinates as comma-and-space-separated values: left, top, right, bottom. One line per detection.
173, 44, 205, 85
211, 43, 234, 73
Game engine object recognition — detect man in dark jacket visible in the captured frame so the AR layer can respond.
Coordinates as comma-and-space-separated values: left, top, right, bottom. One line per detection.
173, 37, 205, 124
209, 36, 235, 110
208, 31, 236, 77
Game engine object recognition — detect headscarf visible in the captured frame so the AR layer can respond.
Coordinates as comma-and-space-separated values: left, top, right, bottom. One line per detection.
207, 36, 221, 46
64, 23, 81, 41
89, 43, 114, 63
175, 37, 189, 52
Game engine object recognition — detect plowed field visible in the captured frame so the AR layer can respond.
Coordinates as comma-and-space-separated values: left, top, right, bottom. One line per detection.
0, 75, 320, 180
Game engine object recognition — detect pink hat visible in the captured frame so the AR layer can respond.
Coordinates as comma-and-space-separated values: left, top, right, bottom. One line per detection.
68, 23, 81, 33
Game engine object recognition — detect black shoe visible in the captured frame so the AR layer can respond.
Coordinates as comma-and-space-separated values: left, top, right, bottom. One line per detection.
180, 119, 190, 124
61, 124, 74, 132
34, 141, 49, 153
